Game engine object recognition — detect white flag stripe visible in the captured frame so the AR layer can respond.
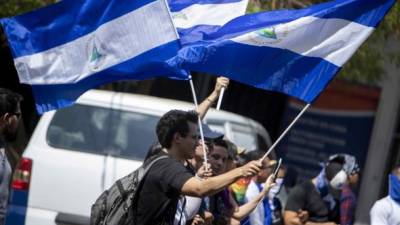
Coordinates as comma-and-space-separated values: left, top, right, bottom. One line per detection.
171, 0, 248, 29
15, 0, 177, 85
231, 16, 374, 67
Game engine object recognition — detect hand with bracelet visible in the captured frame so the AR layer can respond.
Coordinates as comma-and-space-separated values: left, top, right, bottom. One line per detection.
197, 77, 230, 120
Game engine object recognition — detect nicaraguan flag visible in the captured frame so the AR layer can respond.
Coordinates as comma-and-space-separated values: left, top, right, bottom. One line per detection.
170, 0, 395, 103
1, 0, 188, 113
168, 0, 248, 45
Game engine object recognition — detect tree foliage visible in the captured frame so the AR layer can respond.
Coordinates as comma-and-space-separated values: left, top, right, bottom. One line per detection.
0, 0, 55, 18
248, 0, 400, 85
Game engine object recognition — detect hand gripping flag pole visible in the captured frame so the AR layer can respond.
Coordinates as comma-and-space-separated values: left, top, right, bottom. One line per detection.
260, 104, 311, 162
188, 75, 208, 166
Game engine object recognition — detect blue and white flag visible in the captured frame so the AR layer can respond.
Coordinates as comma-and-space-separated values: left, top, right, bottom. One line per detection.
168, 0, 248, 45
1, 0, 188, 113
170, 0, 395, 103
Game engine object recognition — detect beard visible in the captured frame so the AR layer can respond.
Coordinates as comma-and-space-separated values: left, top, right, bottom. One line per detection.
2, 125, 18, 142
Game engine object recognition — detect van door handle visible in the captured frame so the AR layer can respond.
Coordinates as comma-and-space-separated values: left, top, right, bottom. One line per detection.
55, 212, 90, 225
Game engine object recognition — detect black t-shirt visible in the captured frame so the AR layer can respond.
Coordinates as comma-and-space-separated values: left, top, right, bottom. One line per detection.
285, 180, 338, 223
133, 152, 194, 225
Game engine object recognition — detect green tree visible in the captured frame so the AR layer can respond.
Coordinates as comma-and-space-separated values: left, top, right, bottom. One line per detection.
248, 0, 400, 85
0, 0, 54, 18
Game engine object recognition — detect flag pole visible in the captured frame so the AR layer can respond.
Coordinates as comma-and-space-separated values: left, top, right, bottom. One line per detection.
216, 87, 225, 110
260, 103, 311, 162
188, 75, 208, 165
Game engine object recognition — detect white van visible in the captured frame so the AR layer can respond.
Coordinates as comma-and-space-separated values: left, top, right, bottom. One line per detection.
6, 90, 272, 225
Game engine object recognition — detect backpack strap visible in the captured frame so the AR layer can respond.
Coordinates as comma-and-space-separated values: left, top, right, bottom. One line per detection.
137, 155, 169, 180
116, 180, 127, 198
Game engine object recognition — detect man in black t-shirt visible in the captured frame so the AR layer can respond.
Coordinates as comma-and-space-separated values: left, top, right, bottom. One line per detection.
132, 110, 263, 225
284, 160, 348, 225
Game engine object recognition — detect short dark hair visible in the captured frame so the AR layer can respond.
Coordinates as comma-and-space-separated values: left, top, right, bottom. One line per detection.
211, 138, 228, 152
0, 88, 23, 116
156, 110, 198, 148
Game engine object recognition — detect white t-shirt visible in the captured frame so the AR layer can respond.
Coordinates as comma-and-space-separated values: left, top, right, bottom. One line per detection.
174, 196, 202, 225
370, 196, 400, 225
0, 147, 12, 225
245, 180, 264, 225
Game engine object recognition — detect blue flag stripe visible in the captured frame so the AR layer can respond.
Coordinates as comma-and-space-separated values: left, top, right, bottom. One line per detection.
168, 0, 243, 11
31, 40, 187, 113
1, 0, 155, 58
175, 41, 340, 102
177, 0, 394, 45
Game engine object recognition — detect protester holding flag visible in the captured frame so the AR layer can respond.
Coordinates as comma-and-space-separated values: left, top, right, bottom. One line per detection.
243, 150, 273, 225
132, 110, 263, 225
174, 124, 222, 225
370, 165, 400, 225
206, 140, 276, 225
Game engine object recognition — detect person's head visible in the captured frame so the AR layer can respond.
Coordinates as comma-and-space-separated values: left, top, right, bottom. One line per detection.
156, 110, 199, 159
246, 150, 272, 183
325, 160, 347, 190
0, 88, 23, 142
209, 139, 229, 175
192, 124, 223, 168
224, 140, 244, 171
329, 154, 360, 187
392, 164, 400, 179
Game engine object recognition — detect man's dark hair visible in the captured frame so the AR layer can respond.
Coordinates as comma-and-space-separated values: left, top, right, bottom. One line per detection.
156, 110, 198, 148
211, 138, 228, 153
0, 88, 23, 116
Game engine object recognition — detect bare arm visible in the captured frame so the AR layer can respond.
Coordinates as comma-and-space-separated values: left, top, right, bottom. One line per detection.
284, 210, 337, 225
181, 160, 261, 197
196, 77, 229, 120
232, 175, 275, 220
284, 210, 304, 225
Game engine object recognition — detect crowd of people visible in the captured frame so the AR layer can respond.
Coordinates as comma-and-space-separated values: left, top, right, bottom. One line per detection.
1, 78, 400, 225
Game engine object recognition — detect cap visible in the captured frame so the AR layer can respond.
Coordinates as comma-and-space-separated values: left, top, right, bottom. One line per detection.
202, 123, 224, 140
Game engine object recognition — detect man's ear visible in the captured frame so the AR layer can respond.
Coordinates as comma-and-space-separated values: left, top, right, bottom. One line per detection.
0, 113, 10, 124
3, 113, 12, 124
173, 132, 182, 144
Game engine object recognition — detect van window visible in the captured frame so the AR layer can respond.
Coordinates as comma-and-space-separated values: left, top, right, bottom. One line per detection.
47, 104, 159, 160
110, 110, 158, 160
208, 122, 258, 151
47, 104, 111, 154
231, 129, 257, 151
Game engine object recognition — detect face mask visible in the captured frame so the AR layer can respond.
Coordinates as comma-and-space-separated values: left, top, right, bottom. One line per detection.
330, 170, 347, 190
269, 178, 283, 200
389, 174, 400, 204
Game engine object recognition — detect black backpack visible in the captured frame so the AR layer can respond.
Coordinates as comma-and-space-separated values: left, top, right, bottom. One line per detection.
90, 155, 168, 225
